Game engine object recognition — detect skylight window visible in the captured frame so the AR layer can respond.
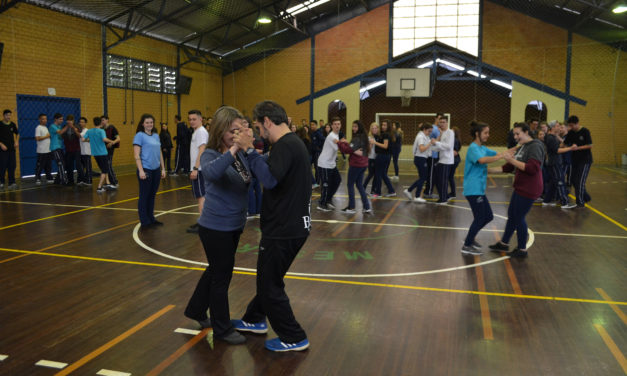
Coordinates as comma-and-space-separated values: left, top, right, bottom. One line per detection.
393, 0, 480, 57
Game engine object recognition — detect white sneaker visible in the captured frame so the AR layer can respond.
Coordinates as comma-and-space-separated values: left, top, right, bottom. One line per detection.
542, 202, 556, 207
402, 189, 413, 201
363, 208, 373, 214
414, 197, 426, 203
384, 192, 396, 197
561, 203, 576, 209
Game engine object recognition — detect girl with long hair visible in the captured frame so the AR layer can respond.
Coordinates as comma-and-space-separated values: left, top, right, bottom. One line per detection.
489, 122, 545, 258
338, 120, 372, 213
133, 114, 166, 228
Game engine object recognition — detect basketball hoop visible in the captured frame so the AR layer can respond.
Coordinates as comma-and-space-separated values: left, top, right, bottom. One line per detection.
401, 89, 411, 107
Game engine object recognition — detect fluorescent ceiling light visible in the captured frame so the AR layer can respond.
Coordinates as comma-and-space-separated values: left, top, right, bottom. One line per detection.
467, 70, 487, 78
594, 17, 625, 28
417, 61, 433, 68
554, 5, 580, 15
258, 16, 272, 24
613, 4, 627, 13
282, 0, 331, 16
490, 79, 512, 90
436, 58, 465, 71
359, 80, 386, 93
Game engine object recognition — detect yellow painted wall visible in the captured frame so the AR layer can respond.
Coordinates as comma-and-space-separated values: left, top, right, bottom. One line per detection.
510, 81, 566, 127
0, 4, 223, 175
313, 82, 361, 141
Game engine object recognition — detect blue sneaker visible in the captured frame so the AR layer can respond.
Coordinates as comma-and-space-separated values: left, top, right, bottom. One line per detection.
265, 337, 309, 352
231, 319, 268, 334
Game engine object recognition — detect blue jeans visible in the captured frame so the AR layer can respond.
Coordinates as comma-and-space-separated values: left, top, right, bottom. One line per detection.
363, 158, 375, 191
347, 166, 370, 210
373, 154, 394, 195
408, 156, 428, 197
501, 191, 534, 249
137, 168, 161, 225
464, 195, 494, 246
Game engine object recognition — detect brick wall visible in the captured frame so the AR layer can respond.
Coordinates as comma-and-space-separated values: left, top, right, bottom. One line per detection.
222, 39, 311, 121
314, 4, 389, 92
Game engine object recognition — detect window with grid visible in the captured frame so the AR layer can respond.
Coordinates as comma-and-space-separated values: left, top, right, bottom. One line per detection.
393, 0, 480, 57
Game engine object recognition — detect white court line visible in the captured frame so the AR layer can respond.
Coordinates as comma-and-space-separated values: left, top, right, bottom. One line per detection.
35, 359, 68, 369
0, 354, 7, 361
97, 369, 132, 376
133, 205, 525, 278
175, 328, 201, 335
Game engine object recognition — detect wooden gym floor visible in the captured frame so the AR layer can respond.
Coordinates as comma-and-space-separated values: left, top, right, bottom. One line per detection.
0, 161, 626, 375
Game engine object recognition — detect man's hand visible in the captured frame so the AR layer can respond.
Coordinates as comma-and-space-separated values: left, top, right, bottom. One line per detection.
190, 170, 198, 180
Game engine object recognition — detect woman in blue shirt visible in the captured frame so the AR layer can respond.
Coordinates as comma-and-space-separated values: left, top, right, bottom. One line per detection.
184, 106, 251, 345
133, 114, 166, 228
461, 121, 503, 255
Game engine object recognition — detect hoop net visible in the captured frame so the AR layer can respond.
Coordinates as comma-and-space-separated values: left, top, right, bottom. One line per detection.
401, 89, 411, 107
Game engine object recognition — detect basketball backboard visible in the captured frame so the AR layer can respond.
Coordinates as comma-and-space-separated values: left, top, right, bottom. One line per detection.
386, 68, 431, 98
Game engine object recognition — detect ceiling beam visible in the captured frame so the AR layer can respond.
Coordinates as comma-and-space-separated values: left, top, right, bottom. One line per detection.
178, 0, 287, 45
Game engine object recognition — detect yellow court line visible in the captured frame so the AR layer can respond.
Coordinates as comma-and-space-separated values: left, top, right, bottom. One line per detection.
37, 221, 138, 252
568, 194, 627, 232
593, 324, 627, 374
55, 305, 175, 376
1, 247, 626, 307
474, 255, 494, 340
0, 254, 29, 264
0, 186, 189, 231
596, 288, 627, 326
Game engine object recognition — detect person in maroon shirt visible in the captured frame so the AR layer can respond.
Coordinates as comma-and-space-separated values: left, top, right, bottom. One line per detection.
490, 122, 545, 258
62, 115, 83, 185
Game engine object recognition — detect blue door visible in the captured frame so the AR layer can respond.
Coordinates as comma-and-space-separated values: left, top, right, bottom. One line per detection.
16, 95, 81, 177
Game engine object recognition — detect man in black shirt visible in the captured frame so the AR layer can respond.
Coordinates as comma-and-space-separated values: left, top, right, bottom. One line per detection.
543, 122, 575, 208
0, 109, 19, 189
172, 114, 190, 175
564, 115, 593, 207
102, 115, 120, 187
232, 100, 311, 352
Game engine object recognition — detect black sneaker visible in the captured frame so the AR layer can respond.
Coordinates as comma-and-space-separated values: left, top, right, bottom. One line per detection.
152, 220, 164, 226
508, 248, 528, 258
317, 204, 331, 212
471, 241, 482, 250
489, 242, 509, 252
215, 331, 246, 345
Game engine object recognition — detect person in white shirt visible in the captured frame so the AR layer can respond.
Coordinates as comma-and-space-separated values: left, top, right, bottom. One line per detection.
316, 117, 342, 211
403, 122, 433, 203
34, 113, 53, 184
430, 117, 455, 204
187, 109, 209, 233
78, 117, 92, 185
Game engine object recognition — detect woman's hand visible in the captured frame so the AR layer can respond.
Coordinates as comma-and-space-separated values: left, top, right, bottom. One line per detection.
138, 170, 147, 180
